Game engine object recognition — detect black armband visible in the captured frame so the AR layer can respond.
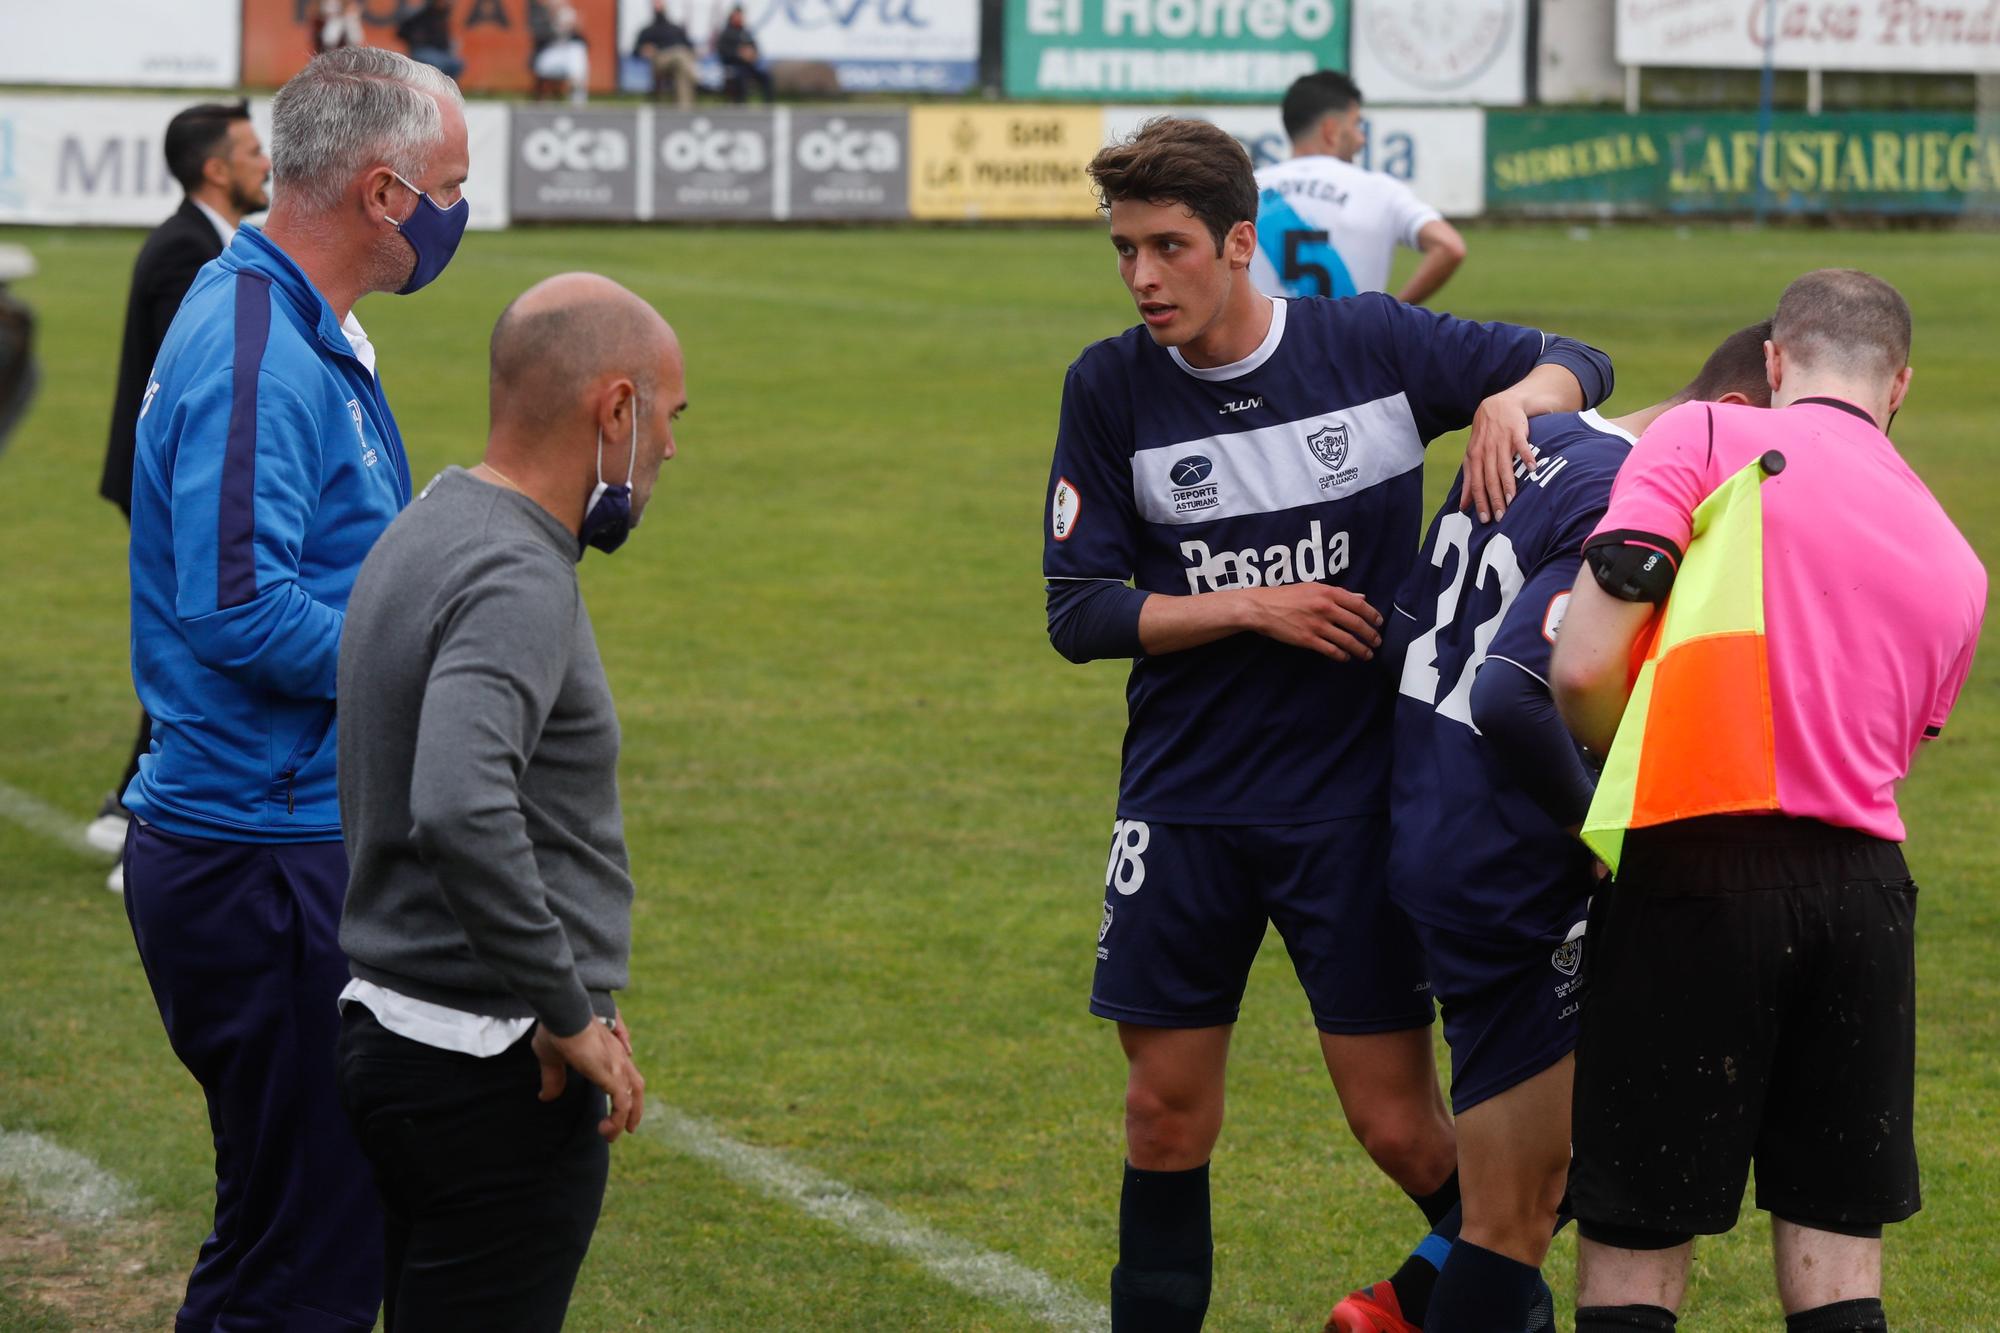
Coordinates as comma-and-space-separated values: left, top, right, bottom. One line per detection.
1583, 532, 1682, 605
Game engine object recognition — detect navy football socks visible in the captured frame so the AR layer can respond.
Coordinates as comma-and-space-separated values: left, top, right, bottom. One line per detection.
1575, 1305, 1678, 1331
1382, 1200, 1460, 1325
1110, 1162, 1211, 1333
1427, 1238, 1542, 1331
1786, 1298, 1888, 1332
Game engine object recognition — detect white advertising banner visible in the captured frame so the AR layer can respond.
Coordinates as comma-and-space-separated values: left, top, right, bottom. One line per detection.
0, 0, 240, 88
1350, 0, 1529, 105
1103, 106, 1487, 216
619, 0, 980, 92
1617, 0, 2000, 72
0, 96, 511, 231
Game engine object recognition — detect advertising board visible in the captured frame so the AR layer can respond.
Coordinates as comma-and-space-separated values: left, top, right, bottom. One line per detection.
1616, 1, 2000, 73
908, 106, 1104, 220
1487, 109, 2000, 214
1005, 0, 1350, 101
0, 0, 240, 89
1101, 105, 1488, 215
1350, 0, 1528, 105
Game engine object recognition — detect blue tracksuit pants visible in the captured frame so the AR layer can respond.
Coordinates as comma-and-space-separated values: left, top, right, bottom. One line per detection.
123, 822, 382, 1332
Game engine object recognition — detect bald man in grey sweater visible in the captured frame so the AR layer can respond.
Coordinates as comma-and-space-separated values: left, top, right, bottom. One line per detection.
335, 272, 687, 1330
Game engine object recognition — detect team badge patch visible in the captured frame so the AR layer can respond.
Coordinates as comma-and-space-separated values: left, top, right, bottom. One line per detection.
1551, 936, 1582, 977
1099, 900, 1114, 943
1307, 423, 1349, 471
349, 398, 377, 468
1052, 476, 1080, 541
1542, 591, 1572, 645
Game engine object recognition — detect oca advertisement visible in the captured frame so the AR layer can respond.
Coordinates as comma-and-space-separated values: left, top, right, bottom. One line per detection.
788, 111, 910, 219
653, 112, 779, 220
512, 108, 642, 222
1102, 106, 1488, 216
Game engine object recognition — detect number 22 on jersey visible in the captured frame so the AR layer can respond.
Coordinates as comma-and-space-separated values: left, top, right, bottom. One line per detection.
1399, 512, 1524, 728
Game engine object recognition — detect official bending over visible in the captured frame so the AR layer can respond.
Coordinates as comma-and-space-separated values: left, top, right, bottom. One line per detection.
122, 46, 468, 1331
1551, 270, 1985, 1332
337, 272, 682, 1330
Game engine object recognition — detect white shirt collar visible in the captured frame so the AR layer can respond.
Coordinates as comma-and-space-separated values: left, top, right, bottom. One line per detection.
190, 198, 235, 247
1169, 295, 1287, 382
1579, 407, 1637, 444
341, 312, 377, 378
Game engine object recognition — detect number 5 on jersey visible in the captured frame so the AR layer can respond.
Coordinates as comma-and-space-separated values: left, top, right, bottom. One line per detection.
1105, 820, 1150, 895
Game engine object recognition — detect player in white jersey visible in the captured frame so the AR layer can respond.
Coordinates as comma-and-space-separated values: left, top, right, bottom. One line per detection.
1251, 71, 1467, 306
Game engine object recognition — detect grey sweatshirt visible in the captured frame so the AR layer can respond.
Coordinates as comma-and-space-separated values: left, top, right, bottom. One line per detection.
338, 467, 633, 1037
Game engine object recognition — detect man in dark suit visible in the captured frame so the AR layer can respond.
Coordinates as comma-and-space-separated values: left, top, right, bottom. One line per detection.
92, 101, 271, 886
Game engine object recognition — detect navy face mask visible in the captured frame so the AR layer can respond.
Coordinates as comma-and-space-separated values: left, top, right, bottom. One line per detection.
580, 400, 641, 556
386, 170, 469, 295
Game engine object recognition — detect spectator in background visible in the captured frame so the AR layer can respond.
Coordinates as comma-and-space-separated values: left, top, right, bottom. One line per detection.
314, 0, 365, 54
90, 101, 270, 892
531, 1, 592, 105
635, 0, 699, 109
715, 5, 773, 103
397, 0, 464, 81
0, 245, 35, 458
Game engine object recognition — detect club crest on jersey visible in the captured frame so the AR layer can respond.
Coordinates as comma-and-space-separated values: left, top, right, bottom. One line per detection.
1307, 423, 1349, 472
1052, 476, 1081, 541
1169, 455, 1220, 514
348, 399, 377, 468
1099, 901, 1114, 943
1551, 936, 1582, 977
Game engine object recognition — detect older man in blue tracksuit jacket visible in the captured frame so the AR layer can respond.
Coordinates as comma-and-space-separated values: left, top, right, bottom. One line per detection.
121, 47, 469, 1332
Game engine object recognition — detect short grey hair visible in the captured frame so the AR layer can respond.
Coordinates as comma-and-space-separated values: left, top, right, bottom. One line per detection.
270, 47, 463, 213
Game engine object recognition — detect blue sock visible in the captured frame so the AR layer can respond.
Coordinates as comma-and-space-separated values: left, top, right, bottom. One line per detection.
1427, 1238, 1542, 1332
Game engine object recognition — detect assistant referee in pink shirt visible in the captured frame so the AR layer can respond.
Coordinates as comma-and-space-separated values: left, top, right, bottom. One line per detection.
1549, 269, 1986, 1333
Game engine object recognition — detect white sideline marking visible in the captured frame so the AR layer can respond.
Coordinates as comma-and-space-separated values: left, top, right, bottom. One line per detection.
0, 780, 101, 857
0, 1127, 139, 1225
646, 1107, 1108, 1332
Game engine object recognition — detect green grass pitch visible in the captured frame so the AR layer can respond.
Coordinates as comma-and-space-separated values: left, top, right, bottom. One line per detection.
0, 221, 1993, 1329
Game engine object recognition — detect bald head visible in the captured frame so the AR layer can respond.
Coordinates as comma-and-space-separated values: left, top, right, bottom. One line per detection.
489, 272, 678, 436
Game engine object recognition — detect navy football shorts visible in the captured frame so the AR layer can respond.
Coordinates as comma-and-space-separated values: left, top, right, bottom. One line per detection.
1089, 815, 1434, 1034
1409, 901, 1590, 1115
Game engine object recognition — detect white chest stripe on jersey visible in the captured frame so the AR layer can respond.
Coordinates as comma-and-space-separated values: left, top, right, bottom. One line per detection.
1128, 391, 1425, 527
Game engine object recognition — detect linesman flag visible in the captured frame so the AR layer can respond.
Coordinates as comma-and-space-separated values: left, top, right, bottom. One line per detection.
1581, 453, 1787, 875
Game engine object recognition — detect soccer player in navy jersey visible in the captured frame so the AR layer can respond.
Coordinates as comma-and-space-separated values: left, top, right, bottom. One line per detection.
1041, 116, 1614, 1332
1323, 323, 1775, 1333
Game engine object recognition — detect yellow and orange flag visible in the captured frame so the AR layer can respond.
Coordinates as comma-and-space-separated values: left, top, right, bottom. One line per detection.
1581, 455, 1785, 874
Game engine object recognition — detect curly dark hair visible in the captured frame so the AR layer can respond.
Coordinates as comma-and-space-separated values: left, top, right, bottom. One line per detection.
1086, 117, 1257, 255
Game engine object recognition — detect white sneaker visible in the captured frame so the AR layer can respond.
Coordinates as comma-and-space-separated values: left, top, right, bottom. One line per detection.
105, 862, 124, 895
85, 813, 128, 857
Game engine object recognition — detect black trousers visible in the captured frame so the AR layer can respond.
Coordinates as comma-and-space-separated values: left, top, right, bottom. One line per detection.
337, 1005, 610, 1332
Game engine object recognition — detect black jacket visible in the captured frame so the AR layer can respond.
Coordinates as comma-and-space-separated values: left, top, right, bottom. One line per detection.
634, 15, 692, 54
101, 198, 224, 514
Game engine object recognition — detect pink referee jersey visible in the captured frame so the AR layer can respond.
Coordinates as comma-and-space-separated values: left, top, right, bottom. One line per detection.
1590, 396, 1986, 842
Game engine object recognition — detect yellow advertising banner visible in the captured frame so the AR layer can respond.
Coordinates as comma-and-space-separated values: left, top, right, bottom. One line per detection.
909, 106, 1106, 221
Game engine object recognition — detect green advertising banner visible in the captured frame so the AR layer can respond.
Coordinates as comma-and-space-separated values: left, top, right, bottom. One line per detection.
1487, 110, 2000, 216
1006, 0, 1349, 102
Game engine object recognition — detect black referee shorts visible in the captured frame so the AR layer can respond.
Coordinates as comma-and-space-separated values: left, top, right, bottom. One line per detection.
1570, 815, 1920, 1245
